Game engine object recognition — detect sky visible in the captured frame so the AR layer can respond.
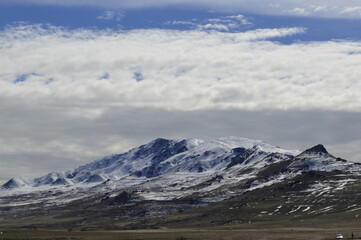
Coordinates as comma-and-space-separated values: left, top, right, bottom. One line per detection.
1, 0, 361, 184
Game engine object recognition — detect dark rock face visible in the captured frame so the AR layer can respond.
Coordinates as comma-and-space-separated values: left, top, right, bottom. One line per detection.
132, 139, 189, 178
52, 178, 68, 186
232, 147, 246, 154
227, 147, 263, 169
133, 138, 188, 165
302, 144, 329, 154
2, 179, 20, 189
112, 191, 131, 205
227, 149, 252, 169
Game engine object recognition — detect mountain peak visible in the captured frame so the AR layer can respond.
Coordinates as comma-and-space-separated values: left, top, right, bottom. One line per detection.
152, 137, 171, 143
1, 177, 27, 189
303, 144, 329, 154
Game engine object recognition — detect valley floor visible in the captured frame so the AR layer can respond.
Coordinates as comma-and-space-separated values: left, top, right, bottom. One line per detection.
0, 225, 359, 240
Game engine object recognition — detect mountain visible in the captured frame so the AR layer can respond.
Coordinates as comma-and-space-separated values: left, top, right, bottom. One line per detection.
0, 137, 360, 229
1, 137, 299, 190
1, 177, 28, 189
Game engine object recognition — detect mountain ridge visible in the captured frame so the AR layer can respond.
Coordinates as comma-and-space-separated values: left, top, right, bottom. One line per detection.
1, 136, 360, 229
1, 136, 301, 190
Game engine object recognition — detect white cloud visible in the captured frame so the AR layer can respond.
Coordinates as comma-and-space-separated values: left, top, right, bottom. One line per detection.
197, 15, 251, 32
0, 24, 359, 113
97, 10, 125, 21
226, 15, 252, 25
197, 23, 230, 31
1, 24, 361, 182
3, 0, 361, 19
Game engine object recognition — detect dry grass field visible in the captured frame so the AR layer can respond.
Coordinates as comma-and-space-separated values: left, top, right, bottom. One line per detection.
0, 224, 359, 240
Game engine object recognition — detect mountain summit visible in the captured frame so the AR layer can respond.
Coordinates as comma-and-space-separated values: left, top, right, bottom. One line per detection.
303, 144, 329, 154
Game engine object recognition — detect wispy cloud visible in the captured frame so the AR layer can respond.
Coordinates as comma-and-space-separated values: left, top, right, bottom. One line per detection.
341, 6, 361, 14
288, 8, 310, 16
197, 15, 252, 32
165, 15, 252, 32
165, 20, 196, 26
97, 11, 124, 21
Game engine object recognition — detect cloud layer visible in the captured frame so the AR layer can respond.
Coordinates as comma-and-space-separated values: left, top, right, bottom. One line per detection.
1, 24, 361, 182
1, 25, 360, 112
3, 0, 361, 19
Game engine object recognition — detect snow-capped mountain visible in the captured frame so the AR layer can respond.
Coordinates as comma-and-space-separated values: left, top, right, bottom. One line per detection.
1, 137, 300, 190
1, 137, 360, 229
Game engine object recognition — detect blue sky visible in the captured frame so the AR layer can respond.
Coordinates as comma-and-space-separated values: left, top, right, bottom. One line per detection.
0, 1, 361, 183
1, 4, 361, 43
